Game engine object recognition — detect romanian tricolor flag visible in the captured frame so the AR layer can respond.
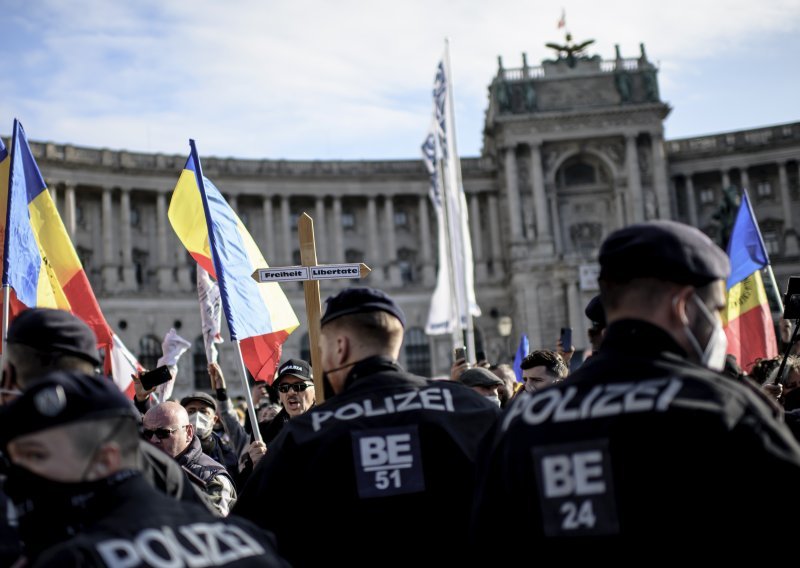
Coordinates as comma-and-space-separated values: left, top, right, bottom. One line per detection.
722, 190, 777, 372
1, 120, 115, 374
168, 140, 299, 383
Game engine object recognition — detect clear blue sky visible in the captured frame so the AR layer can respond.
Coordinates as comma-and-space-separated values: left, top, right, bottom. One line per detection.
2, 0, 799, 160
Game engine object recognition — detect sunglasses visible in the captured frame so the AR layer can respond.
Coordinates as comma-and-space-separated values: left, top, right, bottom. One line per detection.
277, 382, 314, 393
142, 425, 186, 440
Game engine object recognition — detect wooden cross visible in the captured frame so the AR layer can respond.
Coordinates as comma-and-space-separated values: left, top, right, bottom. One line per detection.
252, 213, 370, 403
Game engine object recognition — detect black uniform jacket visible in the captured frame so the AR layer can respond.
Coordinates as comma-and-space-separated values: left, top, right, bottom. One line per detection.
471, 319, 800, 560
30, 472, 289, 567
234, 356, 501, 567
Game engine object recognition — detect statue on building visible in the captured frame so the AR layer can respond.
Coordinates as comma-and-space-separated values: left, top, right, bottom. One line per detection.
711, 186, 741, 247
545, 33, 595, 68
494, 80, 511, 113
643, 68, 660, 102
615, 70, 632, 103
523, 82, 537, 112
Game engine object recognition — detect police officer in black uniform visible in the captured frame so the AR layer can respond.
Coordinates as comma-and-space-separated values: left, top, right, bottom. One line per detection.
0, 370, 289, 567
471, 220, 800, 559
235, 287, 500, 567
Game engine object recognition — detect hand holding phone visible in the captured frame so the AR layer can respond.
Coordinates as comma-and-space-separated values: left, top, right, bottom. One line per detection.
559, 327, 573, 351
138, 365, 173, 391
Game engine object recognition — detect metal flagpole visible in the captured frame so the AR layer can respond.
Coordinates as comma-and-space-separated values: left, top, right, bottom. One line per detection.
235, 339, 263, 444
443, 39, 477, 362
1, 286, 9, 373
765, 265, 785, 313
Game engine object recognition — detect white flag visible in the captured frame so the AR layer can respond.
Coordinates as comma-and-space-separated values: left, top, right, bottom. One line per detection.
154, 328, 191, 401
197, 265, 224, 364
423, 56, 480, 336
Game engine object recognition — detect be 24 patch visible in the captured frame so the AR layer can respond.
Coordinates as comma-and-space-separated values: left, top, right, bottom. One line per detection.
351, 425, 424, 498
533, 439, 619, 536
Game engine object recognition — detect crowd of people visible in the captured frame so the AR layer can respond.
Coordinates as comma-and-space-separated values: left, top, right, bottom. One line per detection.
2, 218, 800, 566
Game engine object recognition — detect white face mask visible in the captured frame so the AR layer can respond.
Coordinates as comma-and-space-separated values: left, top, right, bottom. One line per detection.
188, 411, 213, 439
484, 394, 501, 407
683, 294, 728, 372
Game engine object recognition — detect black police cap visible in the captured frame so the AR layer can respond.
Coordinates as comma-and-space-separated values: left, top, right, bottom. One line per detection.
6, 308, 100, 365
459, 368, 503, 388
584, 295, 606, 328
0, 370, 138, 447
320, 287, 406, 328
599, 220, 729, 287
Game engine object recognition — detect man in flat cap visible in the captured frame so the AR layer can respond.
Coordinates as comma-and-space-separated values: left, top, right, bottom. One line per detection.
0, 370, 288, 567
235, 287, 500, 567
180, 391, 239, 480
459, 367, 504, 406
472, 220, 800, 558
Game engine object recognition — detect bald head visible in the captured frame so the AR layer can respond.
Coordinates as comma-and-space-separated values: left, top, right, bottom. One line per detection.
142, 401, 193, 458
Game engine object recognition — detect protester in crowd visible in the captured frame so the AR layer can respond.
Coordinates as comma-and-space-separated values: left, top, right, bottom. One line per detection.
260, 359, 316, 445
489, 363, 519, 408
520, 349, 568, 392
471, 220, 800, 558
180, 391, 239, 480
0, 370, 289, 567
143, 401, 236, 516
458, 367, 503, 407
234, 287, 501, 566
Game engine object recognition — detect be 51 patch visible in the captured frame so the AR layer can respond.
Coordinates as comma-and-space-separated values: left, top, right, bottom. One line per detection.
533, 439, 619, 537
351, 425, 424, 498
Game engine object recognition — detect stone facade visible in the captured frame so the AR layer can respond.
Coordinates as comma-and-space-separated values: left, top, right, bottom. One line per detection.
15, 42, 800, 399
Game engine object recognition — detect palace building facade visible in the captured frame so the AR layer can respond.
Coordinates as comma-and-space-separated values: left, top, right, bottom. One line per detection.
17, 42, 800, 398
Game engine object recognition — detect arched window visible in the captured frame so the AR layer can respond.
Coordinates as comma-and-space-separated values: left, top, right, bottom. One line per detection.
193, 336, 209, 390
404, 328, 431, 377
138, 335, 161, 372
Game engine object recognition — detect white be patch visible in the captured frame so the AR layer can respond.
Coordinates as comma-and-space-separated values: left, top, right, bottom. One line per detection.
533, 440, 619, 537
351, 426, 424, 498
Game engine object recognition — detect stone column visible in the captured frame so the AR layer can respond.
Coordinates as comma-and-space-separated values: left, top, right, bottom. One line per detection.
721, 170, 731, 190
503, 147, 523, 240
101, 187, 118, 291
383, 196, 400, 286
548, 193, 563, 255
262, 197, 276, 262
50, 184, 58, 211
119, 188, 137, 290
156, 192, 173, 291
529, 143, 551, 242
64, 184, 77, 240
280, 196, 292, 264
615, 187, 626, 227
487, 193, 503, 278
331, 196, 345, 263
566, 279, 584, 351
312, 196, 326, 261
779, 162, 799, 255
418, 195, 435, 285
650, 132, 671, 219
469, 193, 487, 281
685, 175, 699, 227
625, 134, 644, 222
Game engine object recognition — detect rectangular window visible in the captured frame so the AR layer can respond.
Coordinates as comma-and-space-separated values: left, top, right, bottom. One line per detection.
699, 189, 715, 204
757, 182, 772, 198
342, 212, 355, 229
394, 211, 408, 228
763, 231, 780, 256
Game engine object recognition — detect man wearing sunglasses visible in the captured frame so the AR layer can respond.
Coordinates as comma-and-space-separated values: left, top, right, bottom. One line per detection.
143, 401, 236, 517
260, 359, 315, 447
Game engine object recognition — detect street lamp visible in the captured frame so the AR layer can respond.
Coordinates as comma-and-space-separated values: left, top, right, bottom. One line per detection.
497, 316, 513, 362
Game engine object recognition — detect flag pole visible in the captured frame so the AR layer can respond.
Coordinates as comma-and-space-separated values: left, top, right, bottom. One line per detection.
436, 153, 462, 351
235, 340, 263, 444
765, 265, 785, 313
443, 38, 477, 362
1, 286, 9, 371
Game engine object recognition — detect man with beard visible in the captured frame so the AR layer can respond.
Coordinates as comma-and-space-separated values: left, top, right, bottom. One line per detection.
472, 220, 800, 559
0, 370, 289, 567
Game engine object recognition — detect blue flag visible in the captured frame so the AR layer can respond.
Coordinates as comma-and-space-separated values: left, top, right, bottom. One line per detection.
512, 334, 529, 383
726, 190, 769, 290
